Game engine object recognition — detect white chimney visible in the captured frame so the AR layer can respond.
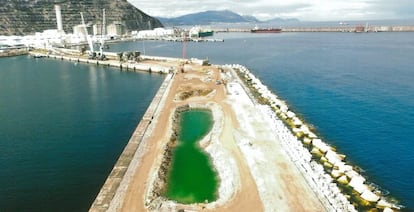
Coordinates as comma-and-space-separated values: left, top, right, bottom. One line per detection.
55, 5, 63, 31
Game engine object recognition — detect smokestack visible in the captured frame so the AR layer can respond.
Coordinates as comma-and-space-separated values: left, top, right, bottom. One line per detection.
55, 5, 63, 31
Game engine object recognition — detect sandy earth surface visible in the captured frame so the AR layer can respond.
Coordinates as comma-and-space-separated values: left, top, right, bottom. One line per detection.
117, 63, 325, 211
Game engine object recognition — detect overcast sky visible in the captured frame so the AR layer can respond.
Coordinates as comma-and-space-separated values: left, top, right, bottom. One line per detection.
128, 0, 414, 21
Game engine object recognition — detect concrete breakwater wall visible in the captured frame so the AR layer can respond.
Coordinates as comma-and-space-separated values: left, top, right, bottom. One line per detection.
89, 73, 174, 211
282, 25, 414, 32
224, 64, 401, 211
29, 51, 174, 74
0, 48, 28, 57
29, 50, 210, 74
214, 25, 414, 33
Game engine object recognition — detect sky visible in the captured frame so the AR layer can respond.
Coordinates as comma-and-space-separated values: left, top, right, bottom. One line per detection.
128, 0, 414, 21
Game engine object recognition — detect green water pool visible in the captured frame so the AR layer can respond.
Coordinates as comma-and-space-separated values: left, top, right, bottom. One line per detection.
164, 109, 218, 204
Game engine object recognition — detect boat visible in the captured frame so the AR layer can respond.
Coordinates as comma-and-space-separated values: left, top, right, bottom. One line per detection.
251, 26, 282, 33
189, 26, 214, 38
198, 29, 214, 37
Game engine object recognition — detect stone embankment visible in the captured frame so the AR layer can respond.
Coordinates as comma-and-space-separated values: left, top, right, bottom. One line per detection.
28, 49, 210, 74
224, 64, 402, 211
214, 25, 414, 33
0, 48, 28, 57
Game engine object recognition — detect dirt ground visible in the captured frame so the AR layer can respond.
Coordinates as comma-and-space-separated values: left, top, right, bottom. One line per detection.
118, 62, 325, 212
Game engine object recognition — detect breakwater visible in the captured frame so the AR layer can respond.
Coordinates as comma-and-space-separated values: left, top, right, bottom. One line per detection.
214, 25, 414, 33
0, 47, 28, 57
29, 51, 174, 74
225, 64, 402, 211
89, 72, 174, 211
36, 45, 404, 210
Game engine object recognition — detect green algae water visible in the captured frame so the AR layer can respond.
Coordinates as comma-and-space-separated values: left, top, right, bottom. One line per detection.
165, 109, 218, 204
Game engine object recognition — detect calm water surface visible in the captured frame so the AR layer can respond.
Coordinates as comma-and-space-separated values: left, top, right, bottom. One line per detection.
165, 109, 217, 204
0, 56, 164, 211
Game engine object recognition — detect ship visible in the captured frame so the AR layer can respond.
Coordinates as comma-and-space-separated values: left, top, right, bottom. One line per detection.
251, 26, 282, 33
198, 29, 214, 37
189, 27, 214, 38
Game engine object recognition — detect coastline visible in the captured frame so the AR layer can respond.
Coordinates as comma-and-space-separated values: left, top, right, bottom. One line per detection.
92, 56, 324, 211
73, 52, 403, 211
227, 64, 402, 211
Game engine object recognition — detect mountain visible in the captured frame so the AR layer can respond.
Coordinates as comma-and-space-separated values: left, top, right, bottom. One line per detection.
158, 10, 257, 26
0, 0, 163, 36
265, 17, 300, 23
242, 15, 260, 22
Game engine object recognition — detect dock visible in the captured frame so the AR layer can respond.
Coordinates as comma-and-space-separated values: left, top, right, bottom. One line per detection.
28, 48, 400, 211
214, 25, 414, 33
29, 51, 184, 74
28, 47, 208, 75
86, 55, 332, 211
89, 72, 174, 211
0, 47, 29, 57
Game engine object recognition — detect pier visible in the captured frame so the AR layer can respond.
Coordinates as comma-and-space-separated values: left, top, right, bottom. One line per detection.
86, 54, 328, 211
27, 49, 401, 211
0, 47, 29, 57
29, 50, 186, 74
214, 25, 414, 33
90, 72, 174, 211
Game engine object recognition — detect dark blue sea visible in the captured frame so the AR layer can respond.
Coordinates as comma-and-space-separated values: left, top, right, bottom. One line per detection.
1, 31, 413, 211
0, 57, 164, 211
113, 32, 414, 209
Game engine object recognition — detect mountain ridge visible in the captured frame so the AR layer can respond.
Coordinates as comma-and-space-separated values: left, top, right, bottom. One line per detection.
0, 0, 163, 36
157, 10, 299, 26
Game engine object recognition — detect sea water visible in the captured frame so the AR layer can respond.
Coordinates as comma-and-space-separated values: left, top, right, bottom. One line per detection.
165, 109, 218, 204
1, 31, 413, 210
113, 32, 414, 209
0, 56, 164, 211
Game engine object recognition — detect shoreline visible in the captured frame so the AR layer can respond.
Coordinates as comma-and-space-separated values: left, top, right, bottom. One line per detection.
227, 64, 402, 211
63, 51, 404, 211
111, 58, 324, 211
213, 25, 414, 33
89, 71, 175, 211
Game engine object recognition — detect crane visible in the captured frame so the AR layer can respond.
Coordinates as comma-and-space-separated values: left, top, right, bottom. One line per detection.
80, 12, 95, 59
97, 9, 106, 60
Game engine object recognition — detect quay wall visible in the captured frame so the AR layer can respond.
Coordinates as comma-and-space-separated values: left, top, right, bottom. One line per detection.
89, 73, 174, 211
214, 25, 414, 33
0, 48, 28, 57
29, 52, 172, 74
283, 25, 414, 32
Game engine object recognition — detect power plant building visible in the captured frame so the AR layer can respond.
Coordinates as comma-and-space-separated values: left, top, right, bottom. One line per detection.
107, 22, 126, 37
73, 24, 92, 37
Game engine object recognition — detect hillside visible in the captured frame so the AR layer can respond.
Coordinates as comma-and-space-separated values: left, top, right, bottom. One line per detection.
158, 10, 257, 26
0, 0, 163, 36
158, 10, 300, 26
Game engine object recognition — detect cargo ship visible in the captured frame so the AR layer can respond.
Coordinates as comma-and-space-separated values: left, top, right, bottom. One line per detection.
189, 26, 214, 38
198, 29, 214, 37
251, 26, 282, 33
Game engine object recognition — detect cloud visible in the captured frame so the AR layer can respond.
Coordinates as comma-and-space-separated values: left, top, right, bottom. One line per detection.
369, 0, 414, 19
128, 0, 414, 21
